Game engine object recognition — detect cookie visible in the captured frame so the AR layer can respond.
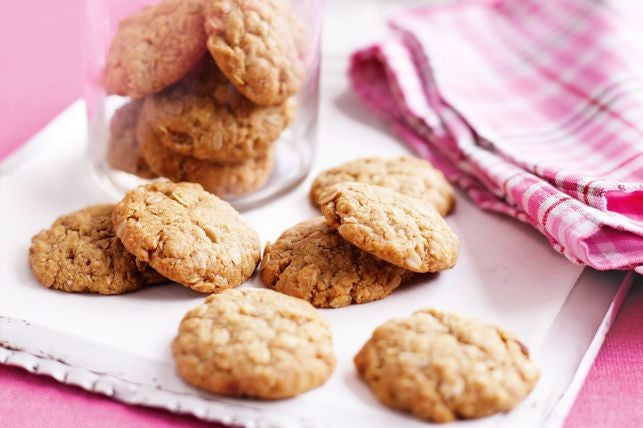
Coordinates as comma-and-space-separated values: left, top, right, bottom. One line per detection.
261, 217, 413, 308
310, 156, 455, 216
138, 118, 275, 197
113, 181, 260, 292
106, 101, 158, 179
143, 58, 295, 163
103, 0, 207, 98
319, 182, 459, 273
204, 0, 305, 106
354, 309, 540, 422
29, 204, 165, 295
172, 288, 336, 398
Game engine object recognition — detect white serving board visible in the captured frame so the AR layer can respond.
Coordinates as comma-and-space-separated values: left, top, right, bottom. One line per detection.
0, 1, 634, 426
0, 81, 632, 428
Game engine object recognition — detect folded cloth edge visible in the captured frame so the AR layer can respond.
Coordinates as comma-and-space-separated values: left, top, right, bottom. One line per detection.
349, 39, 643, 273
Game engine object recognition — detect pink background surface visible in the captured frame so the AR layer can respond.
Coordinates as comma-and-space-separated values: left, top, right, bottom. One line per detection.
0, 1, 641, 426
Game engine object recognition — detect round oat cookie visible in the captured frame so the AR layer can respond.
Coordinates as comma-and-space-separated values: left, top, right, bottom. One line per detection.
310, 156, 455, 216
204, 0, 305, 106
172, 288, 336, 398
113, 181, 260, 292
138, 119, 275, 197
143, 58, 295, 163
106, 101, 157, 179
354, 308, 540, 422
319, 182, 459, 273
103, 0, 207, 99
29, 204, 165, 295
261, 217, 413, 308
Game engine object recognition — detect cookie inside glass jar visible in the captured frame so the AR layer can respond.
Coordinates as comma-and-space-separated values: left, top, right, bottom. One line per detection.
141, 57, 296, 164
103, 0, 207, 99
91, 0, 319, 207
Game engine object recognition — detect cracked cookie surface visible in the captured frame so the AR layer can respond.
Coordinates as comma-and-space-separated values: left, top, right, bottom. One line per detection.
310, 156, 455, 216
261, 217, 412, 308
143, 58, 295, 163
172, 288, 336, 398
204, 0, 305, 105
138, 117, 275, 197
29, 204, 164, 294
107, 100, 157, 179
319, 182, 459, 273
354, 308, 540, 422
103, 0, 207, 98
113, 182, 260, 292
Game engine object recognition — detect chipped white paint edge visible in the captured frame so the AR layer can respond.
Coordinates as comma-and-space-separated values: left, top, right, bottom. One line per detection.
0, 346, 320, 428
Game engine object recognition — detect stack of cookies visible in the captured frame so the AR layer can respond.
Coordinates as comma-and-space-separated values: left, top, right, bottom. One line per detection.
104, 0, 305, 197
261, 156, 459, 308
29, 181, 261, 295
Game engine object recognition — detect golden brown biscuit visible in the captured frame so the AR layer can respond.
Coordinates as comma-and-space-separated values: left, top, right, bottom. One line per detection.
103, 0, 207, 98
106, 100, 157, 179
204, 0, 305, 105
354, 308, 540, 422
113, 182, 261, 293
172, 288, 336, 398
143, 58, 295, 163
29, 204, 164, 295
310, 156, 455, 216
261, 217, 413, 308
137, 117, 275, 197
319, 182, 459, 273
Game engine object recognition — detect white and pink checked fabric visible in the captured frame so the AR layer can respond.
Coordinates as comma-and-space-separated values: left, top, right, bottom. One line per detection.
349, 0, 643, 273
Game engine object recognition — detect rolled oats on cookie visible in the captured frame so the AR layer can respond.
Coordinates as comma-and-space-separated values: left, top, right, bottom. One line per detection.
29, 204, 165, 295
319, 182, 459, 273
261, 217, 413, 308
142, 58, 296, 163
112, 181, 261, 293
204, 0, 306, 106
172, 288, 336, 399
354, 308, 540, 422
310, 156, 455, 216
103, 0, 207, 98
138, 118, 275, 197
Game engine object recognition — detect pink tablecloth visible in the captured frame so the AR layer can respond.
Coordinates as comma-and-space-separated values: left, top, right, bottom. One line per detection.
0, 1, 640, 426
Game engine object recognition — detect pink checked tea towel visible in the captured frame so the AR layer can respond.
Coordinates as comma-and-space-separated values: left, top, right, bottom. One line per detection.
350, 0, 643, 273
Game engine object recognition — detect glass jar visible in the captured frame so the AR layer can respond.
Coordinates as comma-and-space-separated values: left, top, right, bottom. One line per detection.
84, 0, 322, 210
